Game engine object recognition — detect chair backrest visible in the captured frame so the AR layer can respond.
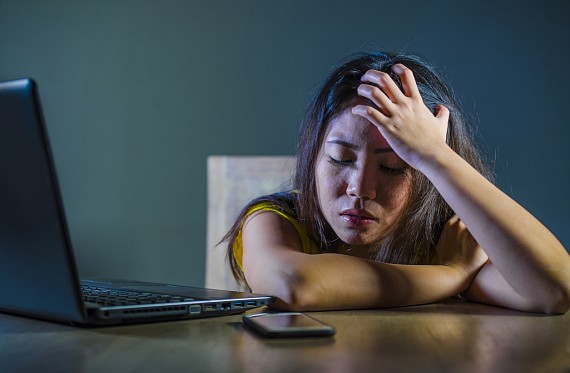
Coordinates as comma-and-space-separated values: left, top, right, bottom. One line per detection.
206, 156, 296, 291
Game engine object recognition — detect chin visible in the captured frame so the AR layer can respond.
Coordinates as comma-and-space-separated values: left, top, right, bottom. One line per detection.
334, 227, 386, 247
338, 234, 376, 247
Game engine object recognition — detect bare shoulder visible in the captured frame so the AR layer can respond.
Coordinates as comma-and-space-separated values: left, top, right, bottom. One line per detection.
241, 209, 304, 253
240, 210, 306, 289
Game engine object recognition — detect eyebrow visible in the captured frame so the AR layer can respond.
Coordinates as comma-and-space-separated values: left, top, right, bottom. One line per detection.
326, 140, 393, 154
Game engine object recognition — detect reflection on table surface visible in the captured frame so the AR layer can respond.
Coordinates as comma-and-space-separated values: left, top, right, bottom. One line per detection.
1, 299, 569, 373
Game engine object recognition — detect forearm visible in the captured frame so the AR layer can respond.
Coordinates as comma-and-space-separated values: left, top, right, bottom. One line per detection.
263, 253, 467, 311
419, 147, 570, 311
242, 212, 467, 311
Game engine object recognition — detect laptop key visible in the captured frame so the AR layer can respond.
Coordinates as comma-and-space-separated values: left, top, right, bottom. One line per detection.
81, 285, 192, 307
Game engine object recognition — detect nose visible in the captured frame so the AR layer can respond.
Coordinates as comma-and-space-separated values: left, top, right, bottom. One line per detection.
346, 163, 377, 200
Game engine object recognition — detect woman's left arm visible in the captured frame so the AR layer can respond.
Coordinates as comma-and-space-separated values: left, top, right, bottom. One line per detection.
353, 63, 570, 314
423, 146, 570, 314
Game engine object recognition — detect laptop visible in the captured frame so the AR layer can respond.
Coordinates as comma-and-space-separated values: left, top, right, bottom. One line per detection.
0, 78, 271, 326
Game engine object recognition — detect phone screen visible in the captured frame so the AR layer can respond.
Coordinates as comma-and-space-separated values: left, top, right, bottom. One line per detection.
243, 312, 335, 338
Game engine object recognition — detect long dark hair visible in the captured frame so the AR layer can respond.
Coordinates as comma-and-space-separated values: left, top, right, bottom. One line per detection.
224, 51, 493, 287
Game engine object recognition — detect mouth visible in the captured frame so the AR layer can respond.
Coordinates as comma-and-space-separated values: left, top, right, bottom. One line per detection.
340, 209, 377, 225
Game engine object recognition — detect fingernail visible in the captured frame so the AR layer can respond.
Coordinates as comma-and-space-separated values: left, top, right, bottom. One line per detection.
352, 106, 364, 115
357, 85, 372, 95
391, 64, 403, 74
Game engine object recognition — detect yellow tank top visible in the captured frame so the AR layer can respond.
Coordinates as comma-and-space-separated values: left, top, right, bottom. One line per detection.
232, 201, 320, 272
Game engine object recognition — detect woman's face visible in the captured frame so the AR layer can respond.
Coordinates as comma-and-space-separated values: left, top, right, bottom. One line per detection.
315, 107, 412, 248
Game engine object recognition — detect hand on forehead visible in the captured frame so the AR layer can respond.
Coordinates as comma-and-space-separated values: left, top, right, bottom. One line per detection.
326, 108, 391, 150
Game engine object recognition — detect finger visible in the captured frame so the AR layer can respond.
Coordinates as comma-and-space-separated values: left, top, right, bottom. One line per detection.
356, 84, 395, 116
391, 64, 421, 98
446, 214, 460, 227
351, 104, 390, 129
447, 215, 470, 239
361, 69, 405, 103
352, 105, 396, 149
434, 105, 450, 142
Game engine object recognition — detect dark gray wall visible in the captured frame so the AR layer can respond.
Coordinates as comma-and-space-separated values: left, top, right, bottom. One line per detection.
1, 0, 568, 287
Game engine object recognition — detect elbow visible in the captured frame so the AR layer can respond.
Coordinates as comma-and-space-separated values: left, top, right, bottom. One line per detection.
542, 284, 570, 315
532, 281, 570, 315
267, 268, 322, 312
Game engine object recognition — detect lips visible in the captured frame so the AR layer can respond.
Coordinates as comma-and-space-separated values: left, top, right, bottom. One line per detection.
340, 209, 376, 225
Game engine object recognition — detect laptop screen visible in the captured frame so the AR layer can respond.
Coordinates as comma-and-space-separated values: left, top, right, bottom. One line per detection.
0, 79, 85, 323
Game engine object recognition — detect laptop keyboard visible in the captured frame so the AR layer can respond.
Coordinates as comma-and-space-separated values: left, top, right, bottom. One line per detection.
81, 285, 194, 307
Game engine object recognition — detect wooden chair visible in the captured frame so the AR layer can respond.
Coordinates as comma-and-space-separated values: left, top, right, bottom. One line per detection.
206, 156, 296, 291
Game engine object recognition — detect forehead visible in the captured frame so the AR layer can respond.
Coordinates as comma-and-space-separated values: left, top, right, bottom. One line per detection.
324, 109, 390, 148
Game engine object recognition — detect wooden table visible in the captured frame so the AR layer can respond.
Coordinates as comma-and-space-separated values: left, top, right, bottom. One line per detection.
1, 300, 569, 373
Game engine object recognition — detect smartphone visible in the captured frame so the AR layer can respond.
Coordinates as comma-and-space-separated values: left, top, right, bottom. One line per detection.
242, 312, 336, 338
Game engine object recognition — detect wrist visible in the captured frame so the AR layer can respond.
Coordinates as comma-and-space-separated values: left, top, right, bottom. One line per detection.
414, 144, 456, 179
441, 264, 472, 296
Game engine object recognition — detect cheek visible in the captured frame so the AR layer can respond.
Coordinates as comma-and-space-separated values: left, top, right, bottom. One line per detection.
315, 162, 345, 209
378, 176, 412, 213
315, 162, 325, 207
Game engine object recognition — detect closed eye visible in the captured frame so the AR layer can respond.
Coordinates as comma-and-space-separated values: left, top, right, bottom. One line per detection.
329, 156, 405, 175
380, 165, 406, 175
327, 156, 353, 167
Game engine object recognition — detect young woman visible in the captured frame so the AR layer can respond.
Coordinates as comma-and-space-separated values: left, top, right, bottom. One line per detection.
223, 51, 570, 314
